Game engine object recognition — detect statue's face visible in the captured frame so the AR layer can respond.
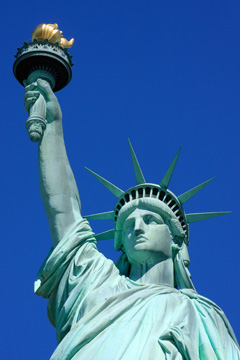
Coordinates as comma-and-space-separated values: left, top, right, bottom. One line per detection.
122, 207, 173, 265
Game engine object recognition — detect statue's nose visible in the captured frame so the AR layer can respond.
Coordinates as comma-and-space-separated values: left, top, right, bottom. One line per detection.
134, 218, 145, 236
134, 228, 144, 236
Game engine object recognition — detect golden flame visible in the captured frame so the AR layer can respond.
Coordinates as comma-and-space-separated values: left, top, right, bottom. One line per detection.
32, 23, 74, 49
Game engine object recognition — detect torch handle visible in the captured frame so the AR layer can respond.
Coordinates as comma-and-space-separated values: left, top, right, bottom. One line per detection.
25, 91, 47, 142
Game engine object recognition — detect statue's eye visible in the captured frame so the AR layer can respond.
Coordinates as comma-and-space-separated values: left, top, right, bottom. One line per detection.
145, 216, 160, 225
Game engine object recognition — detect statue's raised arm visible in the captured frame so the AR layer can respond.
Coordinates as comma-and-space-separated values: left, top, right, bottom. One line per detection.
24, 79, 81, 246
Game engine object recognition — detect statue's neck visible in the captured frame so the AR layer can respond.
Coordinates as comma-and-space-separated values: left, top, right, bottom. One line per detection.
129, 258, 174, 287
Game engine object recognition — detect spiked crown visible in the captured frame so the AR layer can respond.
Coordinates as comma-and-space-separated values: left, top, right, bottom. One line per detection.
84, 140, 229, 247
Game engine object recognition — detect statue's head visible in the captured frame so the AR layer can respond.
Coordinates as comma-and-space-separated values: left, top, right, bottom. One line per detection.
113, 195, 187, 283
114, 188, 186, 253
116, 199, 184, 266
85, 140, 229, 289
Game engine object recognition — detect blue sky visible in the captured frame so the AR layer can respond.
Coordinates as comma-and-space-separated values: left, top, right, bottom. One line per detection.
1, 1, 240, 358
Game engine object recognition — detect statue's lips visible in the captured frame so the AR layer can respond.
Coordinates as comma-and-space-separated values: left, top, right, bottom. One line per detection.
135, 236, 148, 244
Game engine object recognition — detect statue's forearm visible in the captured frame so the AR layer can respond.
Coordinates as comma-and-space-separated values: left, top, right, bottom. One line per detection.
38, 120, 81, 246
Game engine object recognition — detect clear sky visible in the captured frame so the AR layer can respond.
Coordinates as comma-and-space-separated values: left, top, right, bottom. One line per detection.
1, 1, 240, 358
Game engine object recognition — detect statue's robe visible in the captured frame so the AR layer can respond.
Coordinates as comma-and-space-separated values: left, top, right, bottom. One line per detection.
35, 219, 240, 360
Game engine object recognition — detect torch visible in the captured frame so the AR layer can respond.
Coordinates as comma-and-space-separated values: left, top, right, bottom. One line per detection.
13, 23, 74, 142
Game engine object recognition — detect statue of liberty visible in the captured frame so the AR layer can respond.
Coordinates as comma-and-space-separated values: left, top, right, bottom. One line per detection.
19, 24, 239, 359
23, 77, 240, 360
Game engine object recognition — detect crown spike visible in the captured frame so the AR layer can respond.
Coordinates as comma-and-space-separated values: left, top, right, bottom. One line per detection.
85, 167, 124, 198
160, 148, 181, 189
178, 177, 215, 205
186, 212, 231, 223
128, 139, 146, 184
84, 211, 115, 221
95, 229, 115, 241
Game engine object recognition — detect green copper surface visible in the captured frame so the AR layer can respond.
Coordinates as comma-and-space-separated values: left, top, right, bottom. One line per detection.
128, 139, 146, 184
178, 177, 215, 204
84, 211, 115, 221
21, 78, 239, 360
85, 167, 124, 198
95, 229, 115, 240
186, 211, 231, 223
159, 148, 181, 189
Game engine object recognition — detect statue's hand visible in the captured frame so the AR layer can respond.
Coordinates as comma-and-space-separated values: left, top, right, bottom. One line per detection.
24, 79, 62, 124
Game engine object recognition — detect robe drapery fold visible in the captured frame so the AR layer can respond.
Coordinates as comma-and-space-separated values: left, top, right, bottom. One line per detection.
35, 218, 240, 360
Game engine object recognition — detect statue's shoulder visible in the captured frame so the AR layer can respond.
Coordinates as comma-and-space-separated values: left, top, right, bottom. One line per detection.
179, 288, 239, 348
179, 288, 225, 313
